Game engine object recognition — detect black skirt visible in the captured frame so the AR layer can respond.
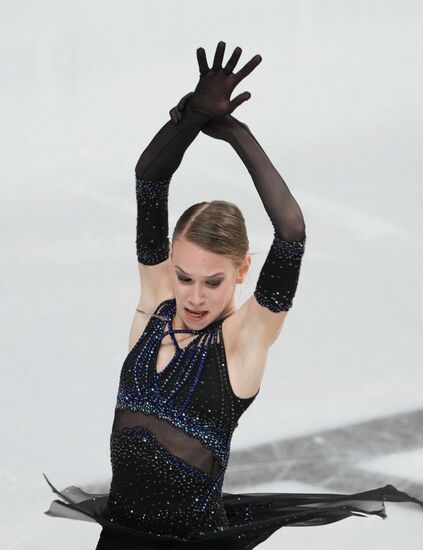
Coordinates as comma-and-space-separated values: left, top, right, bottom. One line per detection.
43, 474, 423, 549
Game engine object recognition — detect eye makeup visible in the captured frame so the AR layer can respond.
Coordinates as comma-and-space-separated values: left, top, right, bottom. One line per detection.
177, 276, 222, 287
175, 267, 225, 287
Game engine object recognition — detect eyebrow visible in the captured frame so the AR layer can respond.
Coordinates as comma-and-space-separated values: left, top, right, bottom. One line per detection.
175, 265, 225, 278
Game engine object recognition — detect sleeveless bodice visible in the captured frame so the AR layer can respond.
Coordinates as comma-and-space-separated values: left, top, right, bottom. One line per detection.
104, 298, 259, 539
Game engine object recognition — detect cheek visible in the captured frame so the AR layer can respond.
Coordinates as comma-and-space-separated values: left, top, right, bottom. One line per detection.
174, 281, 195, 300
216, 283, 232, 302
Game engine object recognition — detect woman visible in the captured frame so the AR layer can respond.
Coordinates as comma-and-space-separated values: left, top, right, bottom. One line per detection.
44, 42, 423, 549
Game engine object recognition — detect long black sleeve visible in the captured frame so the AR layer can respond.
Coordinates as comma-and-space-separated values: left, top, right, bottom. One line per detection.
227, 120, 306, 312
227, 121, 306, 241
135, 106, 211, 265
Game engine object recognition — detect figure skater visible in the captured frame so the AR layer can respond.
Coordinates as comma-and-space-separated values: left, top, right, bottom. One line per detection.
44, 41, 423, 549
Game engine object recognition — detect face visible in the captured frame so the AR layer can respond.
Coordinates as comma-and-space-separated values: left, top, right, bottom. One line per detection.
168, 238, 251, 329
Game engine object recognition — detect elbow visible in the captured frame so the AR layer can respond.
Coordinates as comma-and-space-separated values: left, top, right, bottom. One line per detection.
281, 211, 306, 242
283, 224, 306, 242
294, 216, 306, 240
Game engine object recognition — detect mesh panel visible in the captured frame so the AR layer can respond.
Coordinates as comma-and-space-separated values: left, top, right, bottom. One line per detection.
112, 409, 220, 475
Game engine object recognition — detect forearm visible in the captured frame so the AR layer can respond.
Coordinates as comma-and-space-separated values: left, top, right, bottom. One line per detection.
227, 122, 306, 241
135, 105, 211, 180
135, 104, 212, 264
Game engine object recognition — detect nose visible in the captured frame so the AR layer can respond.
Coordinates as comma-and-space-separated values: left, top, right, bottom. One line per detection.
188, 284, 205, 308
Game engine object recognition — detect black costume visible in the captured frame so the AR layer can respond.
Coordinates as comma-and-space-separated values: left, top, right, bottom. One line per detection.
42, 286, 423, 549
44, 44, 423, 548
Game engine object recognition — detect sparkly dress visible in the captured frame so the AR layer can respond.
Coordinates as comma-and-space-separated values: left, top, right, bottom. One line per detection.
103, 296, 259, 541
43, 296, 423, 549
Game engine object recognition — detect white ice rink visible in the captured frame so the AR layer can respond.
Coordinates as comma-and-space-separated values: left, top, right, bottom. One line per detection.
2, 1, 423, 548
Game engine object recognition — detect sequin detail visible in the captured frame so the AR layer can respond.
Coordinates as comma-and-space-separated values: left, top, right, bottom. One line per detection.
104, 426, 228, 539
135, 176, 171, 265
254, 233, 306, 312
105, 298, 257, 539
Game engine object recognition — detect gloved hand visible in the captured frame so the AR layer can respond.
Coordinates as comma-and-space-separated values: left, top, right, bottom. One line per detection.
169, 41, 262, 124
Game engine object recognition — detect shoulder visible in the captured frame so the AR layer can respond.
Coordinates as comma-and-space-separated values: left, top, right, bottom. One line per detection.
219, 295, 289, 399
223, 294, 289, 355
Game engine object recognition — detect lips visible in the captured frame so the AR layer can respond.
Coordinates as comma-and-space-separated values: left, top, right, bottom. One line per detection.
184, 308, 208, 321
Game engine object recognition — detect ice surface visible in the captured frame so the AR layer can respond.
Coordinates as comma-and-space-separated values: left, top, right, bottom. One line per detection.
359, 449, 423, 484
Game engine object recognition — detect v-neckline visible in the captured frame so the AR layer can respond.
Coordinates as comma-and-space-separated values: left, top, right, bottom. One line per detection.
154, 300, 204, 376
155, 332, 202, 376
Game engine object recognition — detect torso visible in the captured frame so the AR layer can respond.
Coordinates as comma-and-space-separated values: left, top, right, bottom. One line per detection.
134, 298, 265, 400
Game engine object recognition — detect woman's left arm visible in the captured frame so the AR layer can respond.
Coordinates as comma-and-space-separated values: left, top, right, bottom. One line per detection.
158, 97, 302, 350
228, 121, 306, 328
201, 114, 306, 347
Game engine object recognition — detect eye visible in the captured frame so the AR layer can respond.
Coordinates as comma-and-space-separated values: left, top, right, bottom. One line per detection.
177, 276, 221, 287
206, 281, 221, 287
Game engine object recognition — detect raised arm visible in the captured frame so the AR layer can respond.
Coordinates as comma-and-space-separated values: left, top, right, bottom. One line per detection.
134, 105, 210, 267
226, 118, 306, 316
204, 114, 306, 298
202, 115, 305, 239
196, 113, 306, 353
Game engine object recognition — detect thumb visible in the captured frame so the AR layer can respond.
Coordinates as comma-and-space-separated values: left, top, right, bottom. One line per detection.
228, 92, 251, 113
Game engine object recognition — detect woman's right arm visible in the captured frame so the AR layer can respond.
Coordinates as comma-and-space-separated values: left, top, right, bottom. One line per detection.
130, 42, 262, 351
131, 109, 212, 347
134, 105, 211, 268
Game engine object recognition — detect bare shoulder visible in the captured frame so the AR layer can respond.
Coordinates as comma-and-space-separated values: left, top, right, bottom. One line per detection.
220, 295, 289, 399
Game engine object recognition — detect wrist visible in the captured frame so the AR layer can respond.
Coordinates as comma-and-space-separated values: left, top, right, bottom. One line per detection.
226, 119, 250, 144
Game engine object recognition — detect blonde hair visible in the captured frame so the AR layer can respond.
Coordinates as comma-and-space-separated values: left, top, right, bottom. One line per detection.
172, 200, 250, 268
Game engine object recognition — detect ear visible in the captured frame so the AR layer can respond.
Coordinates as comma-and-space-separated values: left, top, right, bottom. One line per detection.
235, 255, 251, 284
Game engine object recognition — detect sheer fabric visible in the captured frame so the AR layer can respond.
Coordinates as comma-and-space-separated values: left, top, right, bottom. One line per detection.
111, 409, 220, 475
44, 475, 423, 550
